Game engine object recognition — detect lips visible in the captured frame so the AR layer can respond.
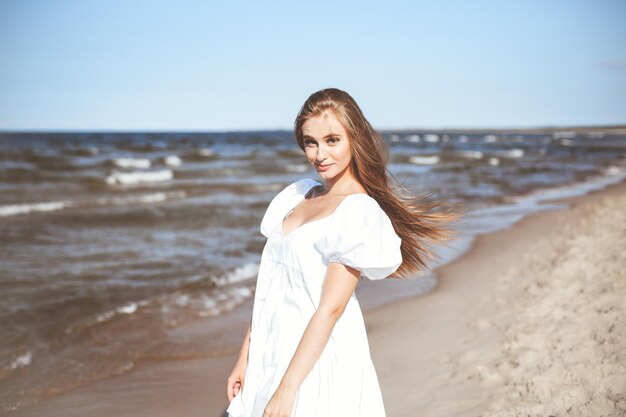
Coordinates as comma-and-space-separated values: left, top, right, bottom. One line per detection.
316, 163, 333, 171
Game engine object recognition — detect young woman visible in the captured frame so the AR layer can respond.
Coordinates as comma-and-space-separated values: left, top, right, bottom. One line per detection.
226, 88, 459, 417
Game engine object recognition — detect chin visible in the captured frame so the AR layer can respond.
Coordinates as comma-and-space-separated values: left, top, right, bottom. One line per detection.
318, 171, 338, 180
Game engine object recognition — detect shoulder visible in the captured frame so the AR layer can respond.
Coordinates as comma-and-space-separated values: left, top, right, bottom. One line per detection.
335, 193, 391, 223
314, 194, 403, 280
324, 193, 399, 243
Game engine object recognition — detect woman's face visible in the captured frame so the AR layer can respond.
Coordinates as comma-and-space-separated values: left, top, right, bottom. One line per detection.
301, 111, 352, 181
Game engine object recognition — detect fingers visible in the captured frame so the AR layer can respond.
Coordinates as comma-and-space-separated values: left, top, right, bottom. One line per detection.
226, 376, 236, 402
227, 379, 243, 402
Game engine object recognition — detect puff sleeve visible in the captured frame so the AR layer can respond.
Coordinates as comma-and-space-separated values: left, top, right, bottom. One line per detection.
259, 178, 321, 238
314, 195, 403, 280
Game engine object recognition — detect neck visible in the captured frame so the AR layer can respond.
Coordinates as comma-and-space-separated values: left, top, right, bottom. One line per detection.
319, 167, 359, 196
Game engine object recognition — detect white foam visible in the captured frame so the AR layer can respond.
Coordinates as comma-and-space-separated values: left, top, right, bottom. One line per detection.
484, 134, 497, 143
8, 351, 32, 369
560, 138, 575, 147
105, 169, 173, 185
455, 150, 483, 159
0, 201, 73, 217
192, 286, 254, 318
409, 155, 440, 165
164, 155, 182, 167
489, 157, 500, 166
113, 158, 151, 169
601, 165, 623, 176
93, 310, 116, 324
117, 303, 138, 314
214, 263, 260, 286
500, 148, 524, 158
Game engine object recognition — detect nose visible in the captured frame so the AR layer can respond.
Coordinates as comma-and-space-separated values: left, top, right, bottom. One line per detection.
316, 144, 328, 162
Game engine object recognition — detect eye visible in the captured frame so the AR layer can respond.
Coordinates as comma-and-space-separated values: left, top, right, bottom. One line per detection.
304, 139, 317, 147
327, 137, 339, 144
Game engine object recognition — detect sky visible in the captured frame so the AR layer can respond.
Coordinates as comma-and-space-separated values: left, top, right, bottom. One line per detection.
0, 0, 625, 131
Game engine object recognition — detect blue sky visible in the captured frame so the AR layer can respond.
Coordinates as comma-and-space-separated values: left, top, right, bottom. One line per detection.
0, 0, 624, 131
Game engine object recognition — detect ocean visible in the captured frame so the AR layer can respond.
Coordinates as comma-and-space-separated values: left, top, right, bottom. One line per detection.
1, 129, 625, 412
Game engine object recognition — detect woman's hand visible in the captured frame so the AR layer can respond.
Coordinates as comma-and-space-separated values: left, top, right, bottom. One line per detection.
226, 357, 247, 402
263, 385, 297, 417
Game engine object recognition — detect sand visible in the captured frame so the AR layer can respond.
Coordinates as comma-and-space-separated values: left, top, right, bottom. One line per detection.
7, 179, 626, 417
368, 180, 626, 417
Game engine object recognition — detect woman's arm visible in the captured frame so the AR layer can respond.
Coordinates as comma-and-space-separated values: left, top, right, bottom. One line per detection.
263, 262, 360, 416
239, 321, 251, 362
227, 320, 251, 402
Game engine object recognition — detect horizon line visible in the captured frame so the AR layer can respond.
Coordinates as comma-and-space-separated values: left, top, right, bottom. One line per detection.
1, 122, 625, 135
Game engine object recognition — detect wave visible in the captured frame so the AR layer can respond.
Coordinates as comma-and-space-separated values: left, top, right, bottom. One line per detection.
214, 262, 260, 286
96, 191, 186, 206
112, 158, 151, 169
62, 147, 100, 157
65, 300, 150, 335
409, 155, 440, 165
452, 150, 483, 159
180, 148, 217, 162
489, 157, 500, 166
0, 192, 186, 217
491, 148, 524, 158
6, 351, 33, 370
105, 169, 173, 185
163, 155, 182, 167
484, 135, 498, 143
0, 201, 74, 217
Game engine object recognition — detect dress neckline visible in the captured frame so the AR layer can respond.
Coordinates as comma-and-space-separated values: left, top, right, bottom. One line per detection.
280, 189, 368, 239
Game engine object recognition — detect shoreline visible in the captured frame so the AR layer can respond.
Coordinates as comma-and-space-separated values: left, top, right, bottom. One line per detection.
6, 178, 626, 416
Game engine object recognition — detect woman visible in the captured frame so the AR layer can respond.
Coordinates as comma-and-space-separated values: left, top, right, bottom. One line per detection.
226, 88, 459, 417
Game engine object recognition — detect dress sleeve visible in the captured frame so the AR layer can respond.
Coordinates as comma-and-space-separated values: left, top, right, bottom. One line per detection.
314, 195, 403, 280
259, 178, 321, 238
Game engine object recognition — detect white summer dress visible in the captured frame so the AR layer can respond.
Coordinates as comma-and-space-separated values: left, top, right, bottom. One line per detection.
226, 178, 403, 417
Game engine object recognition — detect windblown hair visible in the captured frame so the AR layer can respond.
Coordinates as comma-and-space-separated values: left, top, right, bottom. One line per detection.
294, 88, 463, 278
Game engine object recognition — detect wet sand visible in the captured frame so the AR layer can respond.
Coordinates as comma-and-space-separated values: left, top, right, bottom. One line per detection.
7, 179, 626, 417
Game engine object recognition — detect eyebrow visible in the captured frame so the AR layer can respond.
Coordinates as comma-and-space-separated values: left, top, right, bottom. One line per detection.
302, 133, 341, 141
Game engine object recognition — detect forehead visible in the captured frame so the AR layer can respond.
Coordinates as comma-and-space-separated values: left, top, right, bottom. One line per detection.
302, 111, 347, 139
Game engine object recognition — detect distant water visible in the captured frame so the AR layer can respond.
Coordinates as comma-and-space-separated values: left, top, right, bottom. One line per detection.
1, 130, 625, 412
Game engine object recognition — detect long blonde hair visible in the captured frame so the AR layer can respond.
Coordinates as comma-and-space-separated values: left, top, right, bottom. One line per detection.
294, 88, 463, 278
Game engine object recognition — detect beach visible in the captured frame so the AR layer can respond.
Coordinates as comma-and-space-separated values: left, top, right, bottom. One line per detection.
6, 177, 624, 416
369, 177, 626, 416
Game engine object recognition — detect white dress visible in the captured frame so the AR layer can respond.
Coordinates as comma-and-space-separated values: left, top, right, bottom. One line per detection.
226, 178, 403, 417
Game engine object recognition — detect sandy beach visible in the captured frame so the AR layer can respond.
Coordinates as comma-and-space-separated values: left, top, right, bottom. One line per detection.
369, 180, 626, 417
7, 178, 625, 417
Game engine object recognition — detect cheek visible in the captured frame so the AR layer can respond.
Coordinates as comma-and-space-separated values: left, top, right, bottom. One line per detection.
304, 148, 316, 160
338, 143, 352, 162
